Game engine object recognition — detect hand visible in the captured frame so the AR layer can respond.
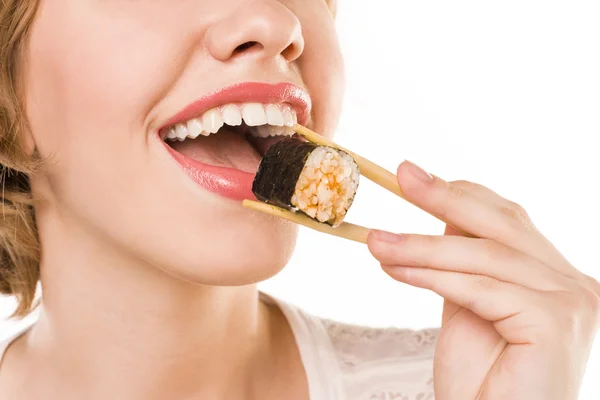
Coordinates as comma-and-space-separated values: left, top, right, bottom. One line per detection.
367, 161, 600, 400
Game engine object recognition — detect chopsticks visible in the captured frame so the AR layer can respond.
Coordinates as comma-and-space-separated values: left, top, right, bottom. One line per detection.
243, 124, 472, 243
242, 200, 371, 244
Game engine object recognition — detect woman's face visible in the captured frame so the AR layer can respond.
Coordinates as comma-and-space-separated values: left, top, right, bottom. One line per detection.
24, 0, 344, 284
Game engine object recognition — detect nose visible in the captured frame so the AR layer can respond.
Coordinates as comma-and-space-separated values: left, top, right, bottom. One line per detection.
206, 1, 304, 63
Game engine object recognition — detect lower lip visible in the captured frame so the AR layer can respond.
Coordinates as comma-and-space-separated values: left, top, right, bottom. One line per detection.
164, 143, 257, 202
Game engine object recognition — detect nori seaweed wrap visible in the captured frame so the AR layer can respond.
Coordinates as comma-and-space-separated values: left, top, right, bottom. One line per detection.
252, 138, 359, 227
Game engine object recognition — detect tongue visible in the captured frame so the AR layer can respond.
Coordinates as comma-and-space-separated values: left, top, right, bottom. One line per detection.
169, 128, 262, 173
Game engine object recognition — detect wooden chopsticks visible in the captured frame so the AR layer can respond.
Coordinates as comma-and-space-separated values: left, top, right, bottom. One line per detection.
243, 124, 472, 243
242, 200, 370, 244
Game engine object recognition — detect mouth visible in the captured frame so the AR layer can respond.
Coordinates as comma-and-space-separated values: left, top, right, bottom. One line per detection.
158, 82, 311, 201
163, 101, 299, 168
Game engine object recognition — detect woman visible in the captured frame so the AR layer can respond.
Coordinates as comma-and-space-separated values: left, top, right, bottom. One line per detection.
0, 1, 598, 399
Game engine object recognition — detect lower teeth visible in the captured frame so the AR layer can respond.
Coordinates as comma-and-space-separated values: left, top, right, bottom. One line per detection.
250, 125, 295, 138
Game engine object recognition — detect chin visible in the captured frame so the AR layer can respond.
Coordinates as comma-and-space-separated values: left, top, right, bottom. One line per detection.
150, 216, 299, 287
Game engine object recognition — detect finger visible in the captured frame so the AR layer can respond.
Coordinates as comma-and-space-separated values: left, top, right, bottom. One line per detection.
382, 265, 546, 344
441, 298, 462, 327
448, 180, 507, 206
397, 161, 577, 276
449, 179, 576, 274
368, 231, 573, 292
440, 224, 464, 325
397, 162, 534, 241
446, 222, 600, 301
444, 224, 462, 236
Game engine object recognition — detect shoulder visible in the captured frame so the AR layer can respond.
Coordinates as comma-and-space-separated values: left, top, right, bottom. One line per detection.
273, 297, 439, 400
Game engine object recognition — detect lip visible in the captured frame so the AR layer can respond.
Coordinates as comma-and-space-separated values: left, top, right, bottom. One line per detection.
159, 82, 312, 202
159, 82, 311, 134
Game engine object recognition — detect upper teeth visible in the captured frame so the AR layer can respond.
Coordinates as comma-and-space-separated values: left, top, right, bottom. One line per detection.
165, 103, 298, 141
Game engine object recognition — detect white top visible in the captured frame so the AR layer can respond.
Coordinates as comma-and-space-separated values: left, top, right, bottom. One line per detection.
0, 297, 438, 399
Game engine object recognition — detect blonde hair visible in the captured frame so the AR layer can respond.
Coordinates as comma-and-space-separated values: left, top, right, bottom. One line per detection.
0, 0, 41, 318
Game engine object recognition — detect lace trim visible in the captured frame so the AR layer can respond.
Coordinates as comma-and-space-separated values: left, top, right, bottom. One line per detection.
363, 375, 434, 399
322, 319, 439, 367
366, 391, 434, 400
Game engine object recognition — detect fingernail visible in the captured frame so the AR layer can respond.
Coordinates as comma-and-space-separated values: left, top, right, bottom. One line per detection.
405, 161, 433, 183
371, 230, 404, 243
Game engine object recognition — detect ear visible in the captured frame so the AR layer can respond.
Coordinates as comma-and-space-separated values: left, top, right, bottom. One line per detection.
20, 121, 37, 157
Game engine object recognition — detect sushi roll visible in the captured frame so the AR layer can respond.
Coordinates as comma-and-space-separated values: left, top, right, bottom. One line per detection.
252, 138, 359, 227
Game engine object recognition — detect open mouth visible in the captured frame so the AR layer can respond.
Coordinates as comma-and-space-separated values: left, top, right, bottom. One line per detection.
161, 102, 299, 174
158, 82, 311, 202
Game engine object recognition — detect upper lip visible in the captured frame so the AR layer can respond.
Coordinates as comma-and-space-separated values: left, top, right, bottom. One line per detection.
158, 82, 312, 135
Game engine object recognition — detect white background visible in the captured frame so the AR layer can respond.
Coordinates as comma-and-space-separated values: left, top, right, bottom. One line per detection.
2, 0, 600, 398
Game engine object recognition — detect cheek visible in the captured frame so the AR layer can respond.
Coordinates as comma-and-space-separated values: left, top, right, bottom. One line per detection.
22, 2, 188, 249
294, 2, 345, 137
24, 3, 183, 196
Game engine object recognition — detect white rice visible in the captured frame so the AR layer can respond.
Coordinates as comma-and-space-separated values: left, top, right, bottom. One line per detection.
290, 147, 359, 227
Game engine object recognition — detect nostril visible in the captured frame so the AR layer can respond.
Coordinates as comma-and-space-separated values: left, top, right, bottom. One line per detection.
281, 43, 299, 61
234, 41, 260, 54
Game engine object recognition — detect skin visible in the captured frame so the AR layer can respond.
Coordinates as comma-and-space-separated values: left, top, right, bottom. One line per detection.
1, 0, 341, 399
368, 162, 600, 400
0, 1, 598, 400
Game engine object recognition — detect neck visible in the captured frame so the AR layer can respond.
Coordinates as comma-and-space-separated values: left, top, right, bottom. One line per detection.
18, 208, 297, 400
